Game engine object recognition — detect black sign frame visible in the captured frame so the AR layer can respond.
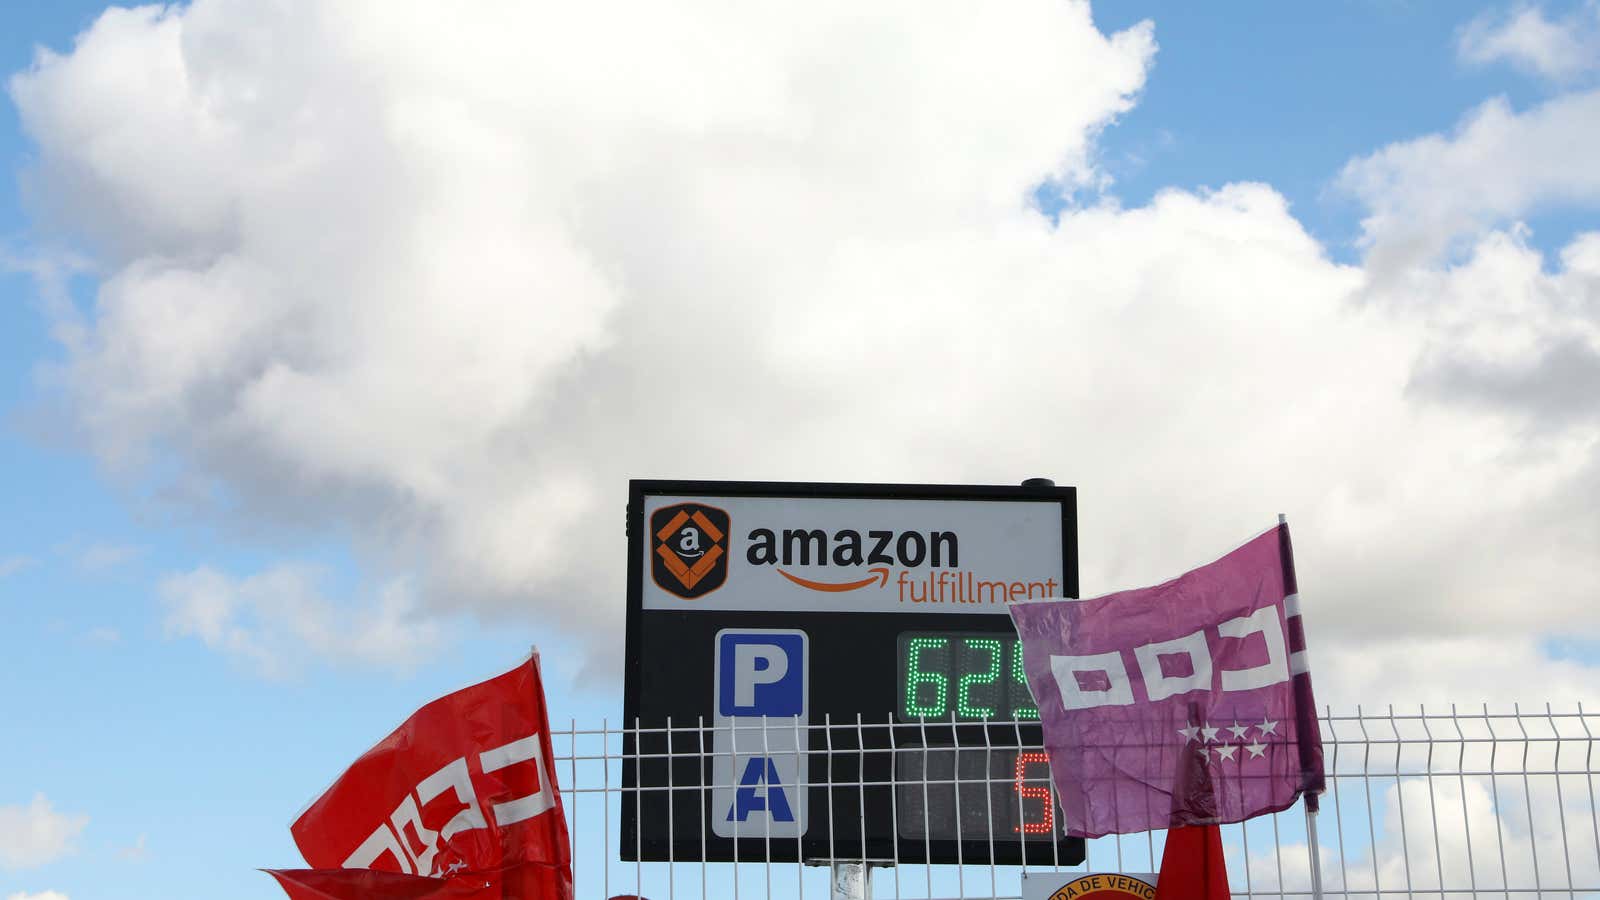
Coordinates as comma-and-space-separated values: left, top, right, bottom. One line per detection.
622, 479, 1082, 865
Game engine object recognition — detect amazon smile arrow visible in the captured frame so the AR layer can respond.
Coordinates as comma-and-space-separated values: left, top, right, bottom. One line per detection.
775, 567, 891, 592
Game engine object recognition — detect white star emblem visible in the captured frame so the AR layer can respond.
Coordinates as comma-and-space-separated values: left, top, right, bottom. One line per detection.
1178, 724, 1199, 742
1245, 741, 1266, 759
1228, 721, 1252, 740
1257, 718, 1279, 737
1200, 724, 1220, 742
1213, 744, 1238, 761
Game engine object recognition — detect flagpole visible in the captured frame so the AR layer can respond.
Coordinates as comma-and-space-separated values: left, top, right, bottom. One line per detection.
1305, 802, 1326, 900
1279, 514, 1326, 900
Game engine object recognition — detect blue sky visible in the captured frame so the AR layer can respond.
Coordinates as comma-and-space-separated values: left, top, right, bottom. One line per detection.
3, 1, 1600, 898
1086, 1, 1593, 258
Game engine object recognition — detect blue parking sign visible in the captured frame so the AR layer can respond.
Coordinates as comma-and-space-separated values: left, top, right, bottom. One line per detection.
717, 630, 806, 718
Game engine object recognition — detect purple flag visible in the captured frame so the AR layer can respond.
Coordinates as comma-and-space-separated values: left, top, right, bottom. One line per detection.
1009, 524, 1324, 838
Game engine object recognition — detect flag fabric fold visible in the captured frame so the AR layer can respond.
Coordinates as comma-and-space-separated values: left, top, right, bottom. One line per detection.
1009, 523, 1324, 838
264, 655, 573, 900
266, 862, 572, 900
266, 867, 490, 899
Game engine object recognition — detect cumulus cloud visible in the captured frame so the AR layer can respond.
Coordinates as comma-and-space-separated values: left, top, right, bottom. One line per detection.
159, 564, 443, 677
8, 1, 1600, 701
1314, 634, 1600, 708
0, 795, 87, 871
1401, 230, 1600, 427
1338, 90, 1600, 276
7, 893, 70, 900
1459, 3, 1600, 82
7, 0, 1155, 629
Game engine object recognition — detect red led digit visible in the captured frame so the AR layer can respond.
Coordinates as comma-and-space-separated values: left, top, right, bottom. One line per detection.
1013, 751, 1054, 834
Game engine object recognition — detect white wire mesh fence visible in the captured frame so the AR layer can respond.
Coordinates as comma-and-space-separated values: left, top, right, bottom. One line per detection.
553, 705, 1600, 900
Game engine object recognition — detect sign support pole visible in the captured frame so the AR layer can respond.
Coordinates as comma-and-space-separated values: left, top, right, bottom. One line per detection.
831, 861, 871, 900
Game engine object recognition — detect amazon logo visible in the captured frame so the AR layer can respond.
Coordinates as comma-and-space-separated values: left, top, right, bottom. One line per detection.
747, 527, 958, 593
651, 503, 731, 599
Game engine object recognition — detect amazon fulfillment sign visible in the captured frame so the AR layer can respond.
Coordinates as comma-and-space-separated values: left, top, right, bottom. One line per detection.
622, 479, 1080, 866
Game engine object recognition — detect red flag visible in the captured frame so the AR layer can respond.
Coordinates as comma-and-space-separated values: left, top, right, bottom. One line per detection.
1154, 824, 1231, 900
264, 655, 572, 900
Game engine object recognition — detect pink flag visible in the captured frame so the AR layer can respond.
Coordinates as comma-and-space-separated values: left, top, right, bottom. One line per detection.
1009, 524, 1324, 838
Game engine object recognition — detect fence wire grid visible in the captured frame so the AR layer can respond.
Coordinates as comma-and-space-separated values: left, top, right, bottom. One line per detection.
552, 705, 1600, 900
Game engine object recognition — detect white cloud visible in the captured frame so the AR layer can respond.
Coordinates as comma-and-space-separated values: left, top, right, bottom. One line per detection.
0, 795, 87, 871
1459, 3, 1600, 82
6, 0, 1154, 631
1338, 90, 1600, 276
1313, 633, 1600, 710
0, 556, 33, 578
7, 893, 70, 900
71, 542, 139, 571
159, 563, 444, 677
1399, 229, 1600, 430
8, 0, 1600, 703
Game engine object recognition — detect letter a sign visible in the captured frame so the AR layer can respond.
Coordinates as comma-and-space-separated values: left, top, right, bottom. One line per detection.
711, 629, 808, 838
729, 757, 795, 823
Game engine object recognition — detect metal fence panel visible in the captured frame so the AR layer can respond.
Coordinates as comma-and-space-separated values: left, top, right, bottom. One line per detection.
552, 706, 1600, 900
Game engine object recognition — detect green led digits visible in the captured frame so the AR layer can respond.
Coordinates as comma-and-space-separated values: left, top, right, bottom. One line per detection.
898, 631, 1050, 721
957, 638, 1002, 718
905, 637, 949, 718
1010, 639, 1039, 719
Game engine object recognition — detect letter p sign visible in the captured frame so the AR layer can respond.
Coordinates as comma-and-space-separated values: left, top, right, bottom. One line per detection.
733, 643, 787, 707
718, 631, 806, 717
